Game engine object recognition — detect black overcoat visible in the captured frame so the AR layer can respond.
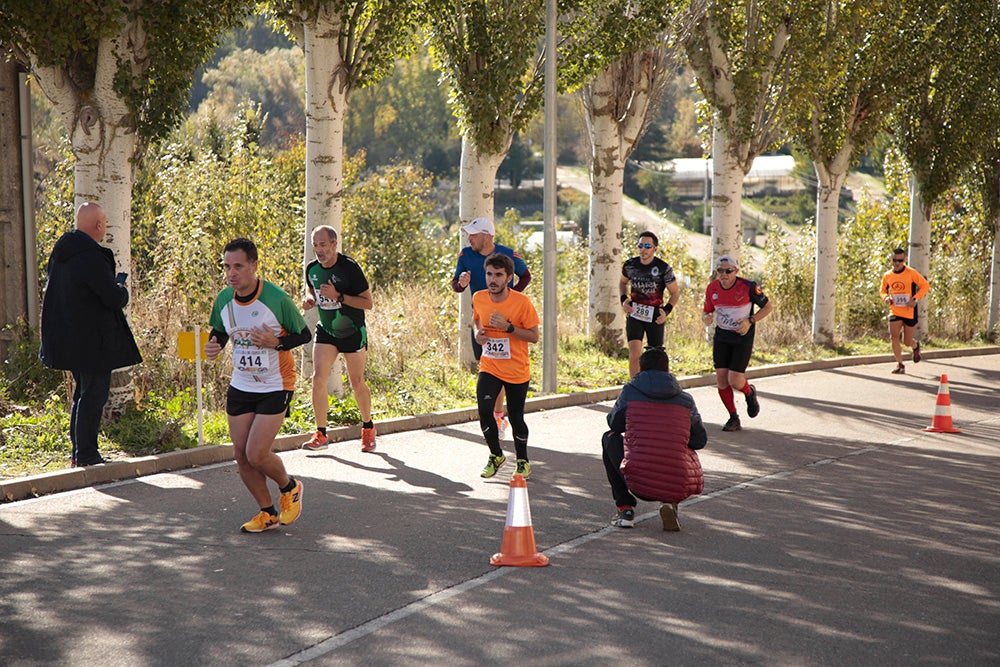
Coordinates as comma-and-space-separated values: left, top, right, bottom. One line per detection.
39, 230, 142, 372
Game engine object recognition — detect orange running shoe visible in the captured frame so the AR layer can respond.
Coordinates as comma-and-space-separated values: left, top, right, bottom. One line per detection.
361, 426, 376, 452
301, 430, 329, 451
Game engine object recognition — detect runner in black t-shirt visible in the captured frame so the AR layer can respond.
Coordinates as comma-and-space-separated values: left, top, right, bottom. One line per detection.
619, 231, 679, 377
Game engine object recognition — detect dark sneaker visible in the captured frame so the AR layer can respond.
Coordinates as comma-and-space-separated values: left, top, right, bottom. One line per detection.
611, 507, 635, 528
891, 364, 905, 375
659, 503, 681, 531
480, 454, 507, 478
76, 455, 107, 467
722, 415, 742, 432
912, 342, 921, 363
745, 384, 760, 418
241, 511, 279, 533
278, 479, 303, 526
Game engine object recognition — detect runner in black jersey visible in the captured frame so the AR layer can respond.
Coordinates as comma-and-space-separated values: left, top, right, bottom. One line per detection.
619, 231, 679, 377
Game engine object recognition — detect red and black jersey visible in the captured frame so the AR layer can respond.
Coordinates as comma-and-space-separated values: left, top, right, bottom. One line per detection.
703, 277, 769, 342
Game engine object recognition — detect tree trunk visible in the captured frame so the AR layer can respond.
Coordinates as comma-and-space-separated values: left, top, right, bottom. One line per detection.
907, 174, 932, 340
711, 123, 744, 266
301, 7, 349, 393
0, 61, 27, 364
457, 135, 505, 368
811, 154, 850, 347
989, 205, 1000, 342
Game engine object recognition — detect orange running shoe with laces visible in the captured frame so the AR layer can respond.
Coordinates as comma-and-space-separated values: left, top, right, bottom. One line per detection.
361, 426, 376, 452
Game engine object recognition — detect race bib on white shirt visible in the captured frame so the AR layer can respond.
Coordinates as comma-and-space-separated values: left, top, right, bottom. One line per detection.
630, 303, 655, 323
231, 333, 272, 376
892, 294, 909, 307
483, 336, 511, 359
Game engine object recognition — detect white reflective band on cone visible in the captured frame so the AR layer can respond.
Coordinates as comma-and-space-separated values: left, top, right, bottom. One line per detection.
505, 487, 532, 528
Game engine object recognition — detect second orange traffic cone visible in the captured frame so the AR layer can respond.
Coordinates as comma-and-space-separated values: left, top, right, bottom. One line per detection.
923, 374, 963, 434
490, 474, 549, 567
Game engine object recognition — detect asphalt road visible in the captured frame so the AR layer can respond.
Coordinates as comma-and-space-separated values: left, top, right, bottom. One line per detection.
2, 353, 998, 666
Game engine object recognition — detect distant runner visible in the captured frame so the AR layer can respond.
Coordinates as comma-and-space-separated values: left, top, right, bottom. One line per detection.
702, 254, 772, 432
620, 231, 679, 377
879, 247, 930, 375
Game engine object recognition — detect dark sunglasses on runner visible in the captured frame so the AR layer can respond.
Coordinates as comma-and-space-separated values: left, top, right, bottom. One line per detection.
717, 268, 735, 274
637, 243, 654, 249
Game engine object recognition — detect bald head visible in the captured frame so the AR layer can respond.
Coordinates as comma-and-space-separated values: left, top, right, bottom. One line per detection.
76, 202, 107, 242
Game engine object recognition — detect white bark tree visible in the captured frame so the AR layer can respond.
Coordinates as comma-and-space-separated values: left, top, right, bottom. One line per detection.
268, 1, 421, 386
891, 0, 997, 340
581, 46, 672, 352
269, 1, 422, 259
425, 0, 547, 367
681, 0, 821, 268
1, 0, 249, 409
787, 0, 931, 346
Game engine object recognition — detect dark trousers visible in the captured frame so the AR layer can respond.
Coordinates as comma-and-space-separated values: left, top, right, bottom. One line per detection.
477, 372, 529, 459
602, 430, 637, 508
70, 370, 111, 464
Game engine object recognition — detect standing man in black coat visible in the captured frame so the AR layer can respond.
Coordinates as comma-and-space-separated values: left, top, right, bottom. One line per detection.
40, 202, 142, 466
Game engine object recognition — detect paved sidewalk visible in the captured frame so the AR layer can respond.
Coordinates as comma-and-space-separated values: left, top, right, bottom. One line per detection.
1, 350, 998, 666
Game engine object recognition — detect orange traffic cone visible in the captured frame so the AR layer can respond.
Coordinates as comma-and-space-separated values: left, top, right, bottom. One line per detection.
923, 374, 963, 434
490, 474, 549, 567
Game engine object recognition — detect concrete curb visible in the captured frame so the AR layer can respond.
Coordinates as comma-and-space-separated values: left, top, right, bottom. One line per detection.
3, 345, 997, 503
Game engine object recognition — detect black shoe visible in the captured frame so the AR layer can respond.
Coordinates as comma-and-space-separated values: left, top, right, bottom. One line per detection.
745, 384, 760, 418
722, 415, 742, 432
891, 364, 905, 375
611, 507, 635, 528
76, 455, 107, 467
912, 342, 921, 363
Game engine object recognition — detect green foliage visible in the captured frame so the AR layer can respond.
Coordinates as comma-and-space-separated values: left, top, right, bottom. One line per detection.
195, 46, 305, 144
763, 226, 817, 323
498, 133, 542, 188
0, 321, 63, 406
266, 0, 423, 91
341, 155, 445, 287
345, 45, 462, 178
425, 0, 547, 154
1, 0, 253, 141
891, 0, 1000, 205
0, 393, 71, 474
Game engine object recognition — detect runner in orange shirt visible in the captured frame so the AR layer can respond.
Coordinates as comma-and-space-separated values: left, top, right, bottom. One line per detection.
472, 254, 540, 479
879, 247, 930, 375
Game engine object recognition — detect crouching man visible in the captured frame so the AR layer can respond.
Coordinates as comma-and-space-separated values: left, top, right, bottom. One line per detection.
602, 348, 707, 531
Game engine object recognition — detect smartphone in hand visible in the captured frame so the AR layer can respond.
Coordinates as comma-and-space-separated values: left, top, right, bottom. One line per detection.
116, 272, 128, 285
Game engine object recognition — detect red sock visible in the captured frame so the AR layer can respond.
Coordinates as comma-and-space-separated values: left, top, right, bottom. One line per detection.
718, 386, 737, 413
739, 383, 753, 396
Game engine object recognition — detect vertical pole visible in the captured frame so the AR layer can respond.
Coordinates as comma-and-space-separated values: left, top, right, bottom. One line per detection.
194, 324, 204, 446
542, 0, 558, 392
19, 71, 38, 328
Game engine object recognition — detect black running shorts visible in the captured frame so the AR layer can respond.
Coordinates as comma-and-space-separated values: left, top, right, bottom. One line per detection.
226, 386, 293, 417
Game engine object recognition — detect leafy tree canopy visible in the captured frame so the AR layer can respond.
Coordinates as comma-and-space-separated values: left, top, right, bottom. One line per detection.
0, 0, 253, 140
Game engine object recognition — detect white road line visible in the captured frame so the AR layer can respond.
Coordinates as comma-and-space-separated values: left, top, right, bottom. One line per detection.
267, 437, 913, 666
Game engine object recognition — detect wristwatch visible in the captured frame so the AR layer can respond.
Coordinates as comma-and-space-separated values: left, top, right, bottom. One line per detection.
506, 323, 515, 334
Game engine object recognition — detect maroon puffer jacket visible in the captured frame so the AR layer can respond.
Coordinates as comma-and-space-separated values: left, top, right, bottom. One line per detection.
622, 401, 704, 503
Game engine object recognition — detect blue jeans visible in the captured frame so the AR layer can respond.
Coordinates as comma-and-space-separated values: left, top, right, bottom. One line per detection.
70, 370, 111, 464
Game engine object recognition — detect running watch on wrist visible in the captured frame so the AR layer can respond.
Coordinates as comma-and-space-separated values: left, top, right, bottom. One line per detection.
506, 323, 515, 333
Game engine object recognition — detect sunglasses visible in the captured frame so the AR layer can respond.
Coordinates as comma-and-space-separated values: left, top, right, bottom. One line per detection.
717, 268, 736, 275
637, 243, 654, 249
892, 258, 905, 263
